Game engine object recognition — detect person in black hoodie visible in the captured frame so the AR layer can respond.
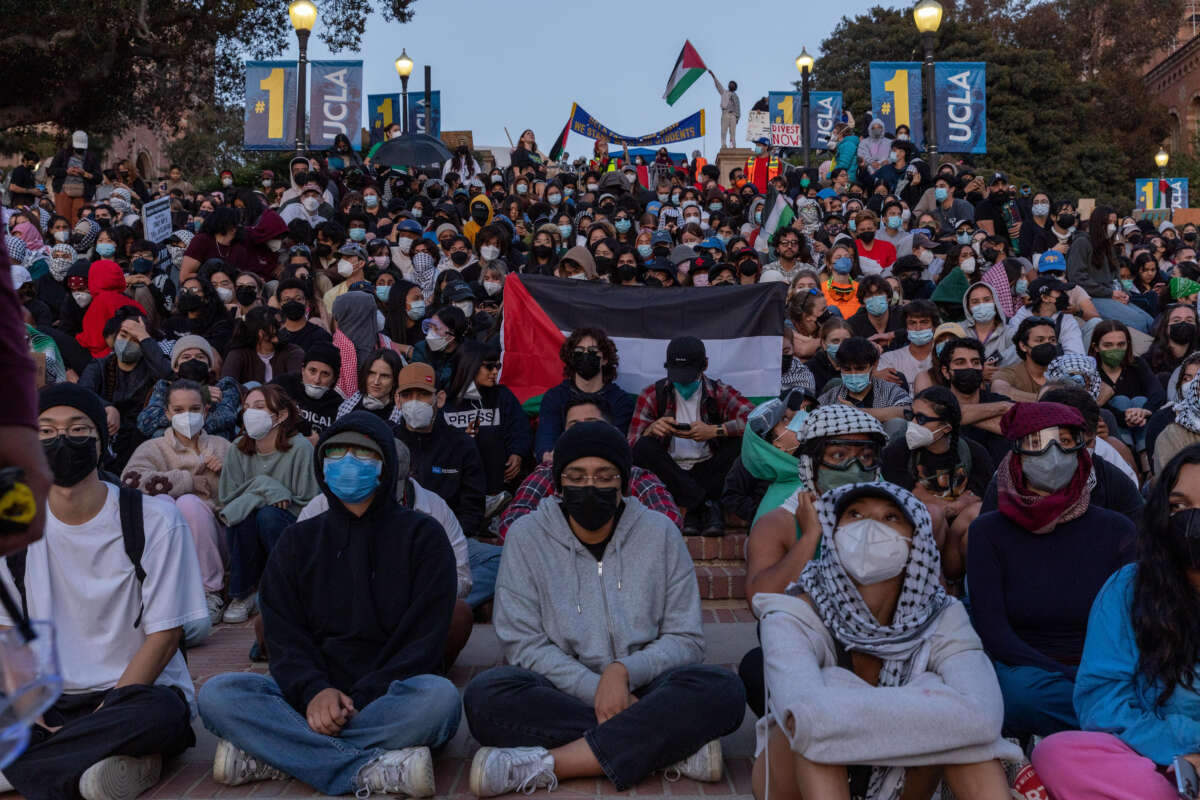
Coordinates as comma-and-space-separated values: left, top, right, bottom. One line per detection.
272, 342, 344, 443
198, 411, 461, 797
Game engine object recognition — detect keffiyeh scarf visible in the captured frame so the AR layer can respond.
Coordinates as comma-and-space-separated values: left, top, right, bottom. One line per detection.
795, 405, 885, 490
1045, 353, 1101, 400
1176, 372, 1200, 433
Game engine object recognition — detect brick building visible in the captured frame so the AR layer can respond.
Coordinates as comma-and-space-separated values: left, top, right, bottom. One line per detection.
1145, 2, 1200, 155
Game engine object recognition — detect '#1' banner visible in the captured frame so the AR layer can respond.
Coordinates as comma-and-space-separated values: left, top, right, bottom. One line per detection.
244, 61, 297, 150
934, 62, 986, 154
870, 62, 924, 148
309, 60, 363, 150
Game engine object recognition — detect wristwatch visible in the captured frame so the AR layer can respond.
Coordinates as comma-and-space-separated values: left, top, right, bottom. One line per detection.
715, 423, 726, 437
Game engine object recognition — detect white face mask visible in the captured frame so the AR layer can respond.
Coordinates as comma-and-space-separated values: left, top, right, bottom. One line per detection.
222, 178, 233, 187
569, 272, 587, 280
483, 280, 502, 296
389, 130, 402, 140
266, 239, 283, 252
376, 310, 386, 331
1107, 223, 1117, 237
401, 399, 435, 428
480, 245, 500, 262
262, 179, 273, 188
834, 518, 911, 585
917, 249, 933, 266
960, 257, 976, 275
242, 407, 277, 440
53, 230, 70, 243
426, 332, 449, 351
454, 301, 474, 317
72, 291, 92, 308
397, 237, 414, 255
303, 382, 329, 399
170, 411, 205, 439
361, 394, 388, 410
216, 286, 234, 303
337, 259, 355, 278
301, 196, 320, 212
904, 421, 937, 450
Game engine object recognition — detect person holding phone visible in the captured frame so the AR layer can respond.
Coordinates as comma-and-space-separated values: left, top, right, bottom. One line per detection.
1032, 443, 1200, 799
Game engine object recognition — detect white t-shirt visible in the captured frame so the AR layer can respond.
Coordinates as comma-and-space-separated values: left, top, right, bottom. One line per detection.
298, 480, 472, 599
669, 388, 710, 467
876, 346, 932, 390
0, 485, 207, 712
1093, 438, 1139, 487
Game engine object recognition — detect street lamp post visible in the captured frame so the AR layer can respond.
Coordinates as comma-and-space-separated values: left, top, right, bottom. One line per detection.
395, 49, 414, 134
913, 0, 944, 162
1156, 147, 1171, 210
796, 48, 814, 168
288, 0, 317, 153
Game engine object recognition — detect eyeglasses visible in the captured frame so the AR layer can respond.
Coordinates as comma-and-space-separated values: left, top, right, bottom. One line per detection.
819, 439, 880, 468
323, 444, 380, 460
37, 424, 97, 441
1014, 426, 1084, 456
560, 468, 621, 488
902, 409, 945, 425
481, 361, 501, 371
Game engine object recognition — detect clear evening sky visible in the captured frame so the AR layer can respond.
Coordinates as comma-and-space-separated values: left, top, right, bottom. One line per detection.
301, 0, 897, 156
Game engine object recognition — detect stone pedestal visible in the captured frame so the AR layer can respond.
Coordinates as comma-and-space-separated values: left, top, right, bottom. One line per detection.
715, 147, 751, 188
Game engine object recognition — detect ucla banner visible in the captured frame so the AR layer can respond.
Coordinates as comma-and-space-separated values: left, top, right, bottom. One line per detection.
567, 104, 705, 146
244, 61, 298, 150
870, 62, 924, 148
934, 62, 986, 154
408, 91, 442, 137
308, 60, 363, 150
766, 91, 842, 150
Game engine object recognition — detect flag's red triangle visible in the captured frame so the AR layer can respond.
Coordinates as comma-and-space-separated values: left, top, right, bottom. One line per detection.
680, 40, 707, 71
499, 275, 568, 404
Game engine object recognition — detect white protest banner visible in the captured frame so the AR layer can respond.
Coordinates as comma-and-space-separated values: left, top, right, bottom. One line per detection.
142, 197, 173, 244
770, 123, 803, 148
746, 111, 770, 144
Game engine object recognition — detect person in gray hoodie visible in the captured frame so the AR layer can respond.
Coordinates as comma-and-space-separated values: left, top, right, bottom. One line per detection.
463, 421, 746, 796
751, 482, 1020, 800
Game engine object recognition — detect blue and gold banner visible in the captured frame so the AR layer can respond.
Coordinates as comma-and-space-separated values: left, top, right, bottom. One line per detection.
870, 62, 924, 148
244, 61, 298, 150
308, 60, 363, 150
934, 62, 986, 154
767, 91, 843, 150
566, 104, 705, 146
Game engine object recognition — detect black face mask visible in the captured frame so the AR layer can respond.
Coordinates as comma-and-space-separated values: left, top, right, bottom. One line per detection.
643, 275, 664, 288
533, 244, 554, 260
314, 243, 332, 258
739, 261, 759, 277
450, 251, 471, 267
652, 245, 671, 258
599, 203, 616, 217
572, 351, 602, 380
176, 292, 205, 313
981, 248, 1000, 263
949, 367, 983, 395
235, 286, 258, 306
426, 186, 443, 199
1029, 342, 1060, 366
1186, 233, 1198, 244
176, 359, 211, 383
43, 434, 99, 487
281, 300, 307, 321
1057, 214, 1076, 229
1170, 322, 1197, 345
1170, 508, 1200, 568
900, 277, 924, 298
594, 256, 615, 274
470, 206, 489, 223
617, 264, 638, 283
858, 231, 876, 244
560, 485, 620, 531
781, 354, 794, 372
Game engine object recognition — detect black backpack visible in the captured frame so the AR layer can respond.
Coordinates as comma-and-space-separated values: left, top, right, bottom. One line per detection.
7, 486, 146, 628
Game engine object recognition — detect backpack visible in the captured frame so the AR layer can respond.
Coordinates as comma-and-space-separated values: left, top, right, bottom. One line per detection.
7, 486, 146, 628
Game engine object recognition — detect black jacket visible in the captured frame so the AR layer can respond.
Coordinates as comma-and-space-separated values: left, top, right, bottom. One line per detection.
272, 372, 342, 439
259, 411, 456, 712
394, 416, 486, 535
981, 453, 1143, 527
721, 456, 769, 525
441, 384, 532, 493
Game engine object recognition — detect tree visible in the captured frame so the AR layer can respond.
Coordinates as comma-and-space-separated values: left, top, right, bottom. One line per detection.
0, 0, 418, 143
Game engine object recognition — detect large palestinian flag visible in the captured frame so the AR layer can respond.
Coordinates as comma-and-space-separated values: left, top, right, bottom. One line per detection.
663, 41, 707, 106
501, 275, 786, 411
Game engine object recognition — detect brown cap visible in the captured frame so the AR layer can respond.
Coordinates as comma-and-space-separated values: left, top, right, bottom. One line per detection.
396, 362, 437, 393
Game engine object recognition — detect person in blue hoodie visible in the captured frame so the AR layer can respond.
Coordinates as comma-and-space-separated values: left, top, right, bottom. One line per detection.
198, 411, 461, 798
463, 421, 745, 796
1032, 443, 1200, 800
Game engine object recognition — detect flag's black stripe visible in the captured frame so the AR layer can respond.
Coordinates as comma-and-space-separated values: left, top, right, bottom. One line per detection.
520, 276, 786, 340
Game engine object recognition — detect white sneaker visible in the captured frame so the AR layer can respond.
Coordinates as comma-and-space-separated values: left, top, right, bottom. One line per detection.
78, 754, 161, 800
664, 740, 723, 783
354, 747, 434, 798
222, 594, 256, 624
205, 592, 226, 626
212, 739, 287, 787
484, 492, 512, 519
469, 746, 557, 797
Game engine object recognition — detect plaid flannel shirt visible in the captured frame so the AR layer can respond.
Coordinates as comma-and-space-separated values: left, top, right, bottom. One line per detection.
498, 463, 682, 541
627, 375, 755, 446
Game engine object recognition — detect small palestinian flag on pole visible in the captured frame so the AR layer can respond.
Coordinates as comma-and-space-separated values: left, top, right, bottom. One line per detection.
663, 40, 707, 107
547, 107, 573, 163
501, 275, 786, 413
762, 185, 795, 237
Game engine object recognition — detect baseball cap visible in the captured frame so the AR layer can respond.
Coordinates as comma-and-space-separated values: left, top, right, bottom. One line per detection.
651, 229, 673, 247
669, 245, 696, 266
396, 219, 423, 234
665, 336, 706, 383
396, 362, 437, 393
699, 236, 726, 252
934, 322, 966, 341
816, 188, 837, 199
990, 171, 1008, 186
1037, 250, 1067, 273
338, 243, 367, 261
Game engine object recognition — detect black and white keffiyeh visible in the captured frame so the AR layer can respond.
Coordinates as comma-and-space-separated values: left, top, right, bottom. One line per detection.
1176, 373, 1200, 434
795, 405, 884, 490
1045, 353, 1100, 400
793, 481, 950, 800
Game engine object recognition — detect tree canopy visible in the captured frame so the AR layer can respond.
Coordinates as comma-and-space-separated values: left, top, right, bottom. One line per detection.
805, 0, 1182, 209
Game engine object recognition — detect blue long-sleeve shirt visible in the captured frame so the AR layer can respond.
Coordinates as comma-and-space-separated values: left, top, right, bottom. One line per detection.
533, 379, 635, 461
966, 505, 1134, 678
1075, 564, 1200, 766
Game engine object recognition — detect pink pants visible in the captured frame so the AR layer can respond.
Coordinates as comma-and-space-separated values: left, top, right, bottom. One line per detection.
1032, 730, 1177, 800
169, 494, 226, 593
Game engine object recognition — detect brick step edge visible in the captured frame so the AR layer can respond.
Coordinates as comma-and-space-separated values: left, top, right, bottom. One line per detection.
696, 564, 747, 600
686, 533, 747, 562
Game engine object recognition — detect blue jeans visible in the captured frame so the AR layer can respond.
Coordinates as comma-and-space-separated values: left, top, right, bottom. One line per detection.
198, 672, 461, 795
466, 538, 503, 609
1092, 297, 1153, 334
992, 661, 1078, 740
464, 665, 745, 790
227, 505, 296, 599
1107, 395, 1148, 450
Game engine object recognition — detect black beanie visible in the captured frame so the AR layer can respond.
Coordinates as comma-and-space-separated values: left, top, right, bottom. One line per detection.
38, 383, 109, 452
304, 341, 341, 378
552, 421, 631, 492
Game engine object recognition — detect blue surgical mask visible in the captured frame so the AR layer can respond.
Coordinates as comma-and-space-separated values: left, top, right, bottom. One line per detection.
908, 328, 934, 346
349, 228, 366, 242
673, 379, 701, 400
786, 409, 809, 432
671, 193, 681, 204
826, 342, 840, 360
1015, 278, 1028, 295
833, 257, 853, 274
957, 232, 972, 245
558, 224, 573, 239
842, 371, 871, 393
375, 285, 391, 302
323, 454, 382, 503
615, 219, 632, 233
547, 194, 561, 206
637, 244, 653, 258
516, 184, 528, 195
864, 295, 889, 316
848, 219, 857, 233
657, 193, 670, 203
935, 340, 949, 356
1032, 202, 1050, 217
888, 151, 899, 163
971, 302, 997, 323
1121, 278, 1135, 291
709, 202, 723, 212
96, 242, 116, 257
935, 187, 949, 202
886, 216, 902, 230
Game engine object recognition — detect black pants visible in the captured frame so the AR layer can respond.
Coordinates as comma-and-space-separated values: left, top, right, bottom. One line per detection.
631, 436, 740, 511
5, 684, 195, 800
738, 646, 766, 718
463, 665, 745, 791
